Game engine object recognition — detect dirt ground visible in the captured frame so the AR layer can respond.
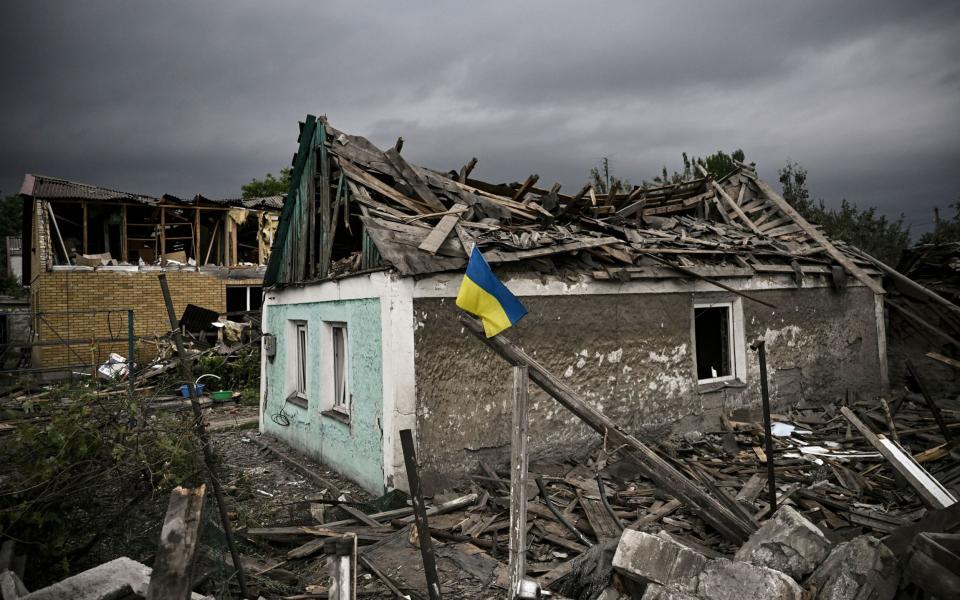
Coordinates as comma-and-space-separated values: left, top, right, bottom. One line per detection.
65, 401, 499, 599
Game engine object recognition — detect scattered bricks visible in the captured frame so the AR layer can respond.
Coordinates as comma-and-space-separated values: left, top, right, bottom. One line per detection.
696, 558, 803, 600
733, 504, 832, 580
807, 536, 900, 600
612, 530, 707, 589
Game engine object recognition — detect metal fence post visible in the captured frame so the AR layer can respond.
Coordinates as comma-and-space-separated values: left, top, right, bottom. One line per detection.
127, 309, 136, 399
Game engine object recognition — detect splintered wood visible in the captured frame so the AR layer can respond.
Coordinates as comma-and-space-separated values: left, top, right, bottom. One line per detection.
267, 115, 885, 295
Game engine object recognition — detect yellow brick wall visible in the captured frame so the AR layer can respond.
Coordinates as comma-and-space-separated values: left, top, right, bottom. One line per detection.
32, 269, 262, 369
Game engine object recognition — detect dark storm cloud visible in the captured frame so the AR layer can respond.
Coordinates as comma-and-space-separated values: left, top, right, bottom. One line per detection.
1, 1, 958, 233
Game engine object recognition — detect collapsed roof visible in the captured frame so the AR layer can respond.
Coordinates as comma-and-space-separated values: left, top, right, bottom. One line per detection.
261, 114, 882, 295
20, 174, 284, 210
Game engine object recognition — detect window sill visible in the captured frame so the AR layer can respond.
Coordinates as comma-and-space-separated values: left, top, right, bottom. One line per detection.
697, 378, 746, 394
321, 409, 351, 425
287, 394, 308, 409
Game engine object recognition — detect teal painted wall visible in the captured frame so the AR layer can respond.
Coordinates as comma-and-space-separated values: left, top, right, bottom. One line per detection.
262, 298, 384, 493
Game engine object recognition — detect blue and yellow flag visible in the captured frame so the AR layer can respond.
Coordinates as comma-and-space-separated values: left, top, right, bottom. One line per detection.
456, 247, 528, 337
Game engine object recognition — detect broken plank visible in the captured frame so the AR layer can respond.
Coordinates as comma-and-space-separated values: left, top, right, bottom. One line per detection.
340, 504, 383, 527
385, 148, 448, 213
840, 407, 956, 509
147, 485, 206, 600
927, 351, 960, 370
339, 159, 434, 215
698, 165, 762, 235
418, 203, 468, 255
484, 236, 621, 263
577, 491, 622, 540
748, 174, 885, 295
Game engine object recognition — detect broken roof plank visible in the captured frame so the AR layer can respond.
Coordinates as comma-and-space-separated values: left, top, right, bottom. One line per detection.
362, 216, 466, 275
384, 148, 449, 213
339, 158, 434, 215
699, 165, 763, 235
484, 236, 621, 263
418, 203, 469, 255
749, 174, 886, 295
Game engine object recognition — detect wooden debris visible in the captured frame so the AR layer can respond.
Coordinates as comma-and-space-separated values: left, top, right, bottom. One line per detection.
147, 485, 206, 600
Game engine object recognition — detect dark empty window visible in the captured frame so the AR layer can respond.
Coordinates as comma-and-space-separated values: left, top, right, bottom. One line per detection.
695, 305, 732, 381
226, 285, 263, 314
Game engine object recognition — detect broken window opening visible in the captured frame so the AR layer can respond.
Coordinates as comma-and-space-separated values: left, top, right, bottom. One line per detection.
694, 304, 734, 382
330, 323, 349, 414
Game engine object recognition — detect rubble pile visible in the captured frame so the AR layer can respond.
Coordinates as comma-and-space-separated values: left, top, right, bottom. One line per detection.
185, 393, 956, 599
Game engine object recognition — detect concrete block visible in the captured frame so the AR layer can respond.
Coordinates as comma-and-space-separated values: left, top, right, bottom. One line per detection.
22, 556, 206, 600
734, 504, 832, 580
0, 570, 29, 600
612, 529, 707, 588
696, 558, 803, 600
596, 587, 630, 600
640, 583, 700, 600
807, 536, 900, 600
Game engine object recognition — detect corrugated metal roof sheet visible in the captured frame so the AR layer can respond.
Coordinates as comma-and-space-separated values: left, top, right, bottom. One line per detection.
21, 174, 283, 211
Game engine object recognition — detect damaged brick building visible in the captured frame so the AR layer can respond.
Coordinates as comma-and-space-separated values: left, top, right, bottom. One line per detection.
19, 174, 281, 371
259, 114, 889, 495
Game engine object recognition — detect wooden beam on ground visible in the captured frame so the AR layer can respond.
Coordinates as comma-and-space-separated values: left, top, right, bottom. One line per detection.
747, 174, 886, 295
840, 407, 956, 509
385, 148, 448, 213
418, 203, 468, 255
146, 485, 206, 600
927, 352, 960, 370
458, 314, 756, 544
509, 365, 530, 598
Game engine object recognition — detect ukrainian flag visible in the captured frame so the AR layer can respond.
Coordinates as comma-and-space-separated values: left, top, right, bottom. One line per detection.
456, 247, 528, 337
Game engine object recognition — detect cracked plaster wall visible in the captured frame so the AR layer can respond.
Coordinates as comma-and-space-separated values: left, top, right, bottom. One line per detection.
412, 284, 881, 489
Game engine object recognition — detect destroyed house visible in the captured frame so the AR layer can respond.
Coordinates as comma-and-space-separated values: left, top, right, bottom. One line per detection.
259, 114, 888, 495
19, 174, 281, 371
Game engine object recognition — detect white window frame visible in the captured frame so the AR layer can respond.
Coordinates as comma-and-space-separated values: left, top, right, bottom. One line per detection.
289, 320, 308, 402
227, 285, 262, 312
326, 321, 351, 416
693, 299, 746, 385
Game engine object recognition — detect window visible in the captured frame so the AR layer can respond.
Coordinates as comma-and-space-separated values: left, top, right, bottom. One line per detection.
693, 300, 745, 384
330, 323, 350, 414
226, 285, 263, 315
290, 320, 308, 404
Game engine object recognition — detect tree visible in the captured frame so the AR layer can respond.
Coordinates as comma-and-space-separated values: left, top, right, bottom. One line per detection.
589, 157, 632, 195
241, 167, 291, 198
918, 201, 960, 245
648, 149, 745, 186
0, 195, 24, 295
778, 162, 911, 265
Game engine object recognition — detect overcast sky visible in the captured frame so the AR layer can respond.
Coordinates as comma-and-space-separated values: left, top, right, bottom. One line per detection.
1, 1, 958, 233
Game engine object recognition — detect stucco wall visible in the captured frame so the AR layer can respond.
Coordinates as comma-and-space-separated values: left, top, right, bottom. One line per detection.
412, 283, 883, 489
260, 296, 385, 493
